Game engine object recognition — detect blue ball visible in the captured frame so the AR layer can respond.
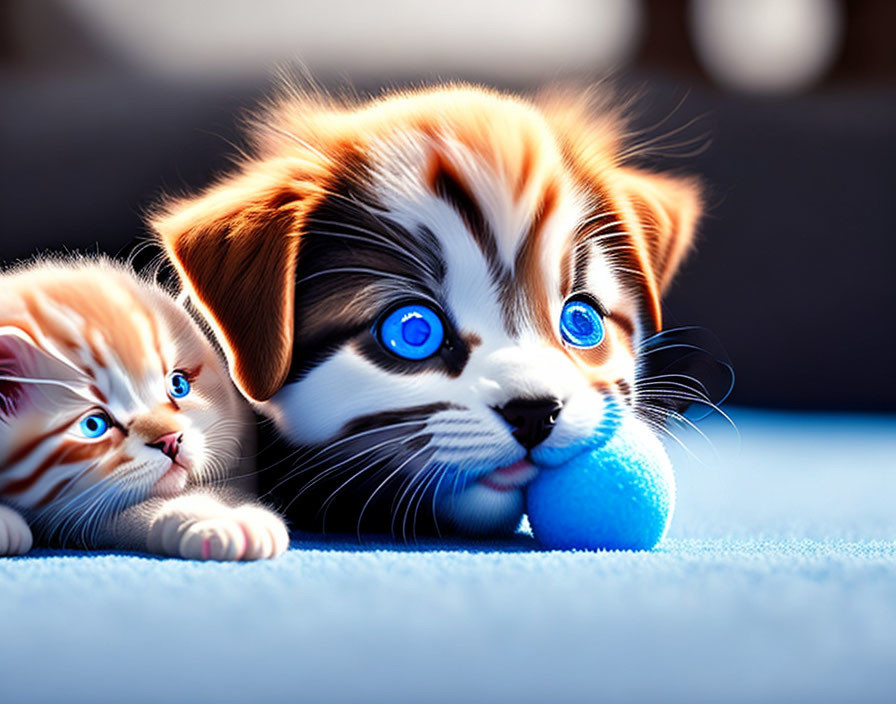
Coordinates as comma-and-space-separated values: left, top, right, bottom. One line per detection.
526, 418, 675, 551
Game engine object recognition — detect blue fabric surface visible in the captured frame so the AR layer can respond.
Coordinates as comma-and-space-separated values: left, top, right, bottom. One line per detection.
2, 408, 896, 704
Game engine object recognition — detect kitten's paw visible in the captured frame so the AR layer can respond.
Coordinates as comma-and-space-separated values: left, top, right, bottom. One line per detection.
147, 494, 231, 556
147, 495, 288, 561
178, 509, 288, 561
0, 504, 33, 556
178, 517, 249, 561
231, 505, 290, 559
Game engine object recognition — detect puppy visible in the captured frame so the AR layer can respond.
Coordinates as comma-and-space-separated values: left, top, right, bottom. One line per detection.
153, 84, 702, 538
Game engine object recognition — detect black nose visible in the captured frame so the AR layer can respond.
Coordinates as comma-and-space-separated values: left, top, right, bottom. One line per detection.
495, 398, 563, 450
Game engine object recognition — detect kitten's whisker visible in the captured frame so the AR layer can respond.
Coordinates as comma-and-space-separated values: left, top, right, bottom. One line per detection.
0, 374, 95, 402
43, 467, 126, 546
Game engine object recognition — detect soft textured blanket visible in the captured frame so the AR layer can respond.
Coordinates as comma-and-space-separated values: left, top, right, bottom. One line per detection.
2, 409, 895, 704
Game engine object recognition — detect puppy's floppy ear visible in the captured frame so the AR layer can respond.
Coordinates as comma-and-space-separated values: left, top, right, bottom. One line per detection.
612, 167, 702, 294
537, 89, 701, 296
153, 166, 313, 402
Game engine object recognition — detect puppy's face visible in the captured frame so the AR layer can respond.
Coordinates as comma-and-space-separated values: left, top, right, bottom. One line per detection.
155, 86, 701, 536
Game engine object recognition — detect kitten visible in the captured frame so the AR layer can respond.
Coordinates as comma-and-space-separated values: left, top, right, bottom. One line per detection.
0, 258, 288, 559
153, 84, 712, 538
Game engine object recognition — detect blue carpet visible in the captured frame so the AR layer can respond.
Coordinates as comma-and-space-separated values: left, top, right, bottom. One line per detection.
2, 409, 896, 704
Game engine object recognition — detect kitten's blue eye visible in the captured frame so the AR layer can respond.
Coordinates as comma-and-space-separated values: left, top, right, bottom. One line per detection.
560, 296, 605, 348
377, 303, 445, 360
168, 372, 191, 399
79, 413, 109, 439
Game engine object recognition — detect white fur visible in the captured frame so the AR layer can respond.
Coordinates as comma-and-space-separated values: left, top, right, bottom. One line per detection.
147, 494, 289, 561
0, 504, 33, 556
263, 131, 640, 533
0, 259, 288, 557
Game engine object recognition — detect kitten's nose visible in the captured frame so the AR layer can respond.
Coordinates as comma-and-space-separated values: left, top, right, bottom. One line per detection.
147, 432, 183, 461
495, 398, 563, 450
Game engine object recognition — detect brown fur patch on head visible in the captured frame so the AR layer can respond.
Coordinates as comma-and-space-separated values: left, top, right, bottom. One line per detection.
153, 83, 702, 396
537, 88, 702, 330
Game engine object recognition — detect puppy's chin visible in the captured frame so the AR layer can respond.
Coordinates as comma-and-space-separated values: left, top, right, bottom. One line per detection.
436, 483, 526, 537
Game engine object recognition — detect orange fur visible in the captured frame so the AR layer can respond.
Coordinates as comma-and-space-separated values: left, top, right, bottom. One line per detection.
154, 83, 701, 402
0, 259, 254, 547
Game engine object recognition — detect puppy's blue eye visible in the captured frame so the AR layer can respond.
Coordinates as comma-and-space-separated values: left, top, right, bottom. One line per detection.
168, 372, 191, 399
560, 297, 605, 348
79, 413, 109, 439
378, 303, 445, 360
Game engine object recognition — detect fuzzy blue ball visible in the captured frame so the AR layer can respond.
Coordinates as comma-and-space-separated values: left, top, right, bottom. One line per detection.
526, 418, 675, 551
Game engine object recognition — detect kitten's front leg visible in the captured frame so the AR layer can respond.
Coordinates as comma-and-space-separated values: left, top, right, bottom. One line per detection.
146, 493, 290, 561
0, 504, 33, 556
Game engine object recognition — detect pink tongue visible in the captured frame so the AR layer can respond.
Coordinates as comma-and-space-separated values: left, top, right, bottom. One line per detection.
493, 460, 532, 477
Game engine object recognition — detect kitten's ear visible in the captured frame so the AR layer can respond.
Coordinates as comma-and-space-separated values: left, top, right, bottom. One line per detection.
153, 167, 313, 402
0, 328, 36, 417
612, 167, 702, 294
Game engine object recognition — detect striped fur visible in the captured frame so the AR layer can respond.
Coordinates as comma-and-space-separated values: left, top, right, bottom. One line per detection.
0, 259, 287, 558
154, 84, 702, 537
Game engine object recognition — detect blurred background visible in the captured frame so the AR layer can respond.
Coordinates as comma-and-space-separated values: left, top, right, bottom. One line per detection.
1, 0, 894, 412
